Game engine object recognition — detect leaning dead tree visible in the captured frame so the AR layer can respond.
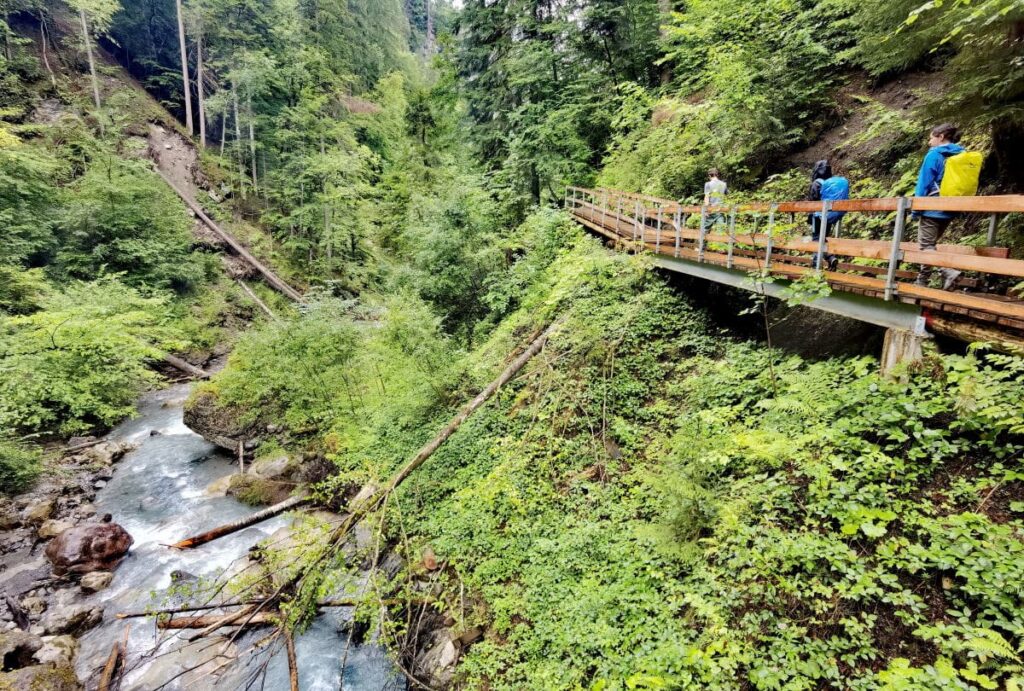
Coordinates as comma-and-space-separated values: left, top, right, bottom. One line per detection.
280, 320, 560, 609
156, 170, 304, 302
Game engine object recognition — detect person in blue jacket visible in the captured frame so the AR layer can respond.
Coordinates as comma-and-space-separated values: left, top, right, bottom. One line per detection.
807, 160, 849, 271
913, 123, 964, 289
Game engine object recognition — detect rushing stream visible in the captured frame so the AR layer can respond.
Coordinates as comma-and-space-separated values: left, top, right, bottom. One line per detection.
74, 383, 400, 690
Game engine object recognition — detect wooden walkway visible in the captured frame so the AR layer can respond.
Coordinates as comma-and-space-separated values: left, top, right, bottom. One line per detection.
566, 187, 1024, 343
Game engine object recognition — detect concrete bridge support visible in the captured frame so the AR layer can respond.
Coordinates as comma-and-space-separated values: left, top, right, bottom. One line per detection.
880, 328, 925, 377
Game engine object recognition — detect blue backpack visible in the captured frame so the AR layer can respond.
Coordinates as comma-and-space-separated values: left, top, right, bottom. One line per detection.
816, 176, 850, 222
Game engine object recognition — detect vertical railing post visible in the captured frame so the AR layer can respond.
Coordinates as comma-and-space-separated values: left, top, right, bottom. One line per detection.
815, 200, 831, 271
600, 190, 608, 231
726, 207, 737, 269
655, 206, 663, 255
833, 217, 842, 239
987, 214, 999, 246
675, 210, 683, 258
884, 197, 909, 301
765, 205, 776, 271
633, 200, 642, 250
616, 196, 624, 237
698, 206, 708, 262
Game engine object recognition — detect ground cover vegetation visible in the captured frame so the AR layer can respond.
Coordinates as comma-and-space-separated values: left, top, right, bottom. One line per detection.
3, 0, 1024, 687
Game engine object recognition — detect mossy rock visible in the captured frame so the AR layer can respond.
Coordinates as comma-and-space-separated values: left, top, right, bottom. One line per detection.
226, 475, 292, 507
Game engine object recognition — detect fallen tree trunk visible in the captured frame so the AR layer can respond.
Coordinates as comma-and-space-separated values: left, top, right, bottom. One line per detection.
281, 321, 560, 599
928, 314, 1024, 356
163, 353, 212, 380
156, 169, 304, 302
157, 610, 276, 630
286, 631, 299, 691
237, 280, 278, 320
117, 597, 430, 620
168, 495, 309, 550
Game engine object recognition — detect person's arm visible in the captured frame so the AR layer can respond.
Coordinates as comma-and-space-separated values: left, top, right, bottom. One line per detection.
703, 182, 710, 205
915, 150, 942, 198
808, 179, 822, 202
913, 150, 942, 217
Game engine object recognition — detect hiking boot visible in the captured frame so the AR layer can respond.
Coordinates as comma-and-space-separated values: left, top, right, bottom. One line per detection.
827, 256, 839, 272
942, 269, 962, 291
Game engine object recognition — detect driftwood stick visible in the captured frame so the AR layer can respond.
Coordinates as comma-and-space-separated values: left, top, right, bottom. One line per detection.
97, 624, 129, 691
237, 439, 245, 474
168, 495, 309, 550
162, 353, 212, 380
157, 610, 276, 630
285, 630, 299, 691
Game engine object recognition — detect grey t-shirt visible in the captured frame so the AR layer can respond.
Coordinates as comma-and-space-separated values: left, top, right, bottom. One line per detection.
704, 178, 727, 206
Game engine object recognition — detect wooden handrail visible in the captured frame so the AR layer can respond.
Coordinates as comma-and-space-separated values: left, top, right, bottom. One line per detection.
568, 187, 1024, 325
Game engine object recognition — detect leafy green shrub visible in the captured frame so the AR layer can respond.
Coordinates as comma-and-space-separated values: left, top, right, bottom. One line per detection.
0, 279, 180, 434
0, 439, 41, 495
57, 157, 208, 292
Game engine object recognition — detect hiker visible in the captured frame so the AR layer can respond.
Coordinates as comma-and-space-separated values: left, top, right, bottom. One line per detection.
807, 159, 849, 271
702, 168, 728, 231
913, 123, 978, 289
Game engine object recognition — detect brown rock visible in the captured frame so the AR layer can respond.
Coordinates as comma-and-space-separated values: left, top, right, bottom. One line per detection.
44, 522, 133, 576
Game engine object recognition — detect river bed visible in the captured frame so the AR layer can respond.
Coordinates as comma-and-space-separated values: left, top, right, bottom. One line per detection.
74, 383, 400, 690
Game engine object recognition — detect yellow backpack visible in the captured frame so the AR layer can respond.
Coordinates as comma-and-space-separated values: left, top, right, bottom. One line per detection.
939, 151, 983, 197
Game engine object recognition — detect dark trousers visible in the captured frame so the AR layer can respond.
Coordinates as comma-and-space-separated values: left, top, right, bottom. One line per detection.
808, 216, 837, 268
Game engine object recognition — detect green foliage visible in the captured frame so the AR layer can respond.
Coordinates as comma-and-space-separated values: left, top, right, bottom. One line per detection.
0, 279, 180, 434
58, 156, 209, 291
601, 0, 840, 196
0, 143, 65, 266
0, 438, 41, 495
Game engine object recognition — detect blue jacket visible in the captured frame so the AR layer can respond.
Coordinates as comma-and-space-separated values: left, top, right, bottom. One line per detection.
913, 143, 965, 219
810, 176, 850, 223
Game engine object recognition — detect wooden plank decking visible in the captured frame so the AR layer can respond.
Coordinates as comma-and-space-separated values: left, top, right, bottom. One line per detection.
567, 187, 1024, 334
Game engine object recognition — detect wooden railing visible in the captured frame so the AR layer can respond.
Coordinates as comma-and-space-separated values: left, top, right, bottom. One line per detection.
565, 186, 1024, 329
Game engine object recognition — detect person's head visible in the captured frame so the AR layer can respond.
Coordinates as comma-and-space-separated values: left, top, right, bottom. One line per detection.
929, 123, 960, 147
811, 159, 832, 181
708, 168, 719, 180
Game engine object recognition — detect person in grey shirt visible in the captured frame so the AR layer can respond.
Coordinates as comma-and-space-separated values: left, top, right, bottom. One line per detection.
702, 168, 727, 231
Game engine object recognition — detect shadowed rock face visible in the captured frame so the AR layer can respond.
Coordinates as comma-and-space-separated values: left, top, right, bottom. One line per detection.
44, 523, 133, 576
183, 389, 259, 452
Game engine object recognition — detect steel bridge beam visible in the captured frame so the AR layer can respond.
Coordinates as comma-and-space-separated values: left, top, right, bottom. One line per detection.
651, 254, 929, 336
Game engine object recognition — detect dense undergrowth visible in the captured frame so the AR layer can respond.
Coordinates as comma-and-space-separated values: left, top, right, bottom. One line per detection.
200, 216, 1024, 689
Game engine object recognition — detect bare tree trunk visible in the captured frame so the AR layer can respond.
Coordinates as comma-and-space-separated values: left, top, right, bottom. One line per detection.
39, 16, 57, 88
425, 0, 435, 54
78, 8, 103, 131
247, 92, 258, 190
175, 0, 193, 136
657, 0, 673, 85
220, 111, 227, 157
232, 82, 246, 199
196, 26, 207, 148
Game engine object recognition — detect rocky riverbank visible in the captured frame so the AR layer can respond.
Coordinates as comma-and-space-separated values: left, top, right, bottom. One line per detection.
0, 439, 136, 689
